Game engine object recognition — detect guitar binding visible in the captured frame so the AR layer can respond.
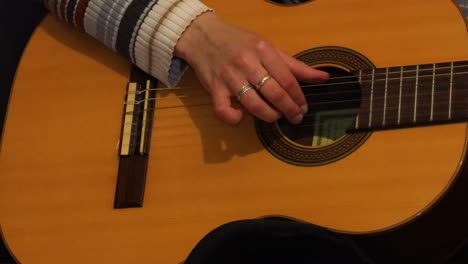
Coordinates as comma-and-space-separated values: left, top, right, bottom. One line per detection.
255, 46, 374, 166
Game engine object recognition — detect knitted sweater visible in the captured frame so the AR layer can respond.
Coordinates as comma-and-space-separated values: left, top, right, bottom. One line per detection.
43, 0, 212, 86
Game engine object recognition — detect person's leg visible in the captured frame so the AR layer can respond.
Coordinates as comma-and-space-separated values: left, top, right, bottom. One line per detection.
186, 217, 373, 264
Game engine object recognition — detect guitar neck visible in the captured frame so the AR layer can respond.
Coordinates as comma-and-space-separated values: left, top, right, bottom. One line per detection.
353, 61, 468, 131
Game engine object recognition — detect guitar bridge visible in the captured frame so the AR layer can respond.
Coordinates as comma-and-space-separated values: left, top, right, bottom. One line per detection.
114, 67, 157, 209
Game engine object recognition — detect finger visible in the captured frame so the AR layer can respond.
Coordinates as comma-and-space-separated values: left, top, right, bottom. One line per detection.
257, 43, 307, 114
237, 86, 281, 123
277, 49, 329, 83
236, 57, 304, 124
233, 54, 271, 93
258, 77, 304, 124
210, 84, 245, 125
223, 68, 280, 123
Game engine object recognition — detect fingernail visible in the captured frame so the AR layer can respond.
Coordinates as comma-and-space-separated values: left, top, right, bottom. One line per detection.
291, 114, 303, 125
300, 104, 308, 114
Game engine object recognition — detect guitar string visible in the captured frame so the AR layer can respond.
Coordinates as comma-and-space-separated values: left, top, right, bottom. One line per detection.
129, 88, 467, 108
121, 99, 467, 139
119, 71, 468, 132
122, 94, 467, 117
124, 71, 468, 105
121, 109, 468, 137
120, 66, 468, 142
120, 116, 466, 148
119, 99, 467, 130
126, 64, 468, 95
120, 41, 468, 143
121, 92, 467, 120
121, 117, 468, 147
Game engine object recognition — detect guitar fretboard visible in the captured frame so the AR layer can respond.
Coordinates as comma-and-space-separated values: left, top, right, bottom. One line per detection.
354, 61, 468, 130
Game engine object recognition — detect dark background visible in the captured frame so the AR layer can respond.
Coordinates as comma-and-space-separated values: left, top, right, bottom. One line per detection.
0, 1, 46, 141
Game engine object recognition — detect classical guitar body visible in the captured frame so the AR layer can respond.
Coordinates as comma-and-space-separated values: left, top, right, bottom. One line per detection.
1, 1, 468, 263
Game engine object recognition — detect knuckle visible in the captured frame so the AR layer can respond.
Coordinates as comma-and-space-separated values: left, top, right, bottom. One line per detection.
231, 52, 250, 68
253, 39, 271, 54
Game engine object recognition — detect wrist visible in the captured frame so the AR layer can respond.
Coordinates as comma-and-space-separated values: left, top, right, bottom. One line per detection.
174, 11, 218, 63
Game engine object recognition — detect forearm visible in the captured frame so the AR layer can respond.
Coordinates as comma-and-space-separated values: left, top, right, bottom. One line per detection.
43, 0, 212, 86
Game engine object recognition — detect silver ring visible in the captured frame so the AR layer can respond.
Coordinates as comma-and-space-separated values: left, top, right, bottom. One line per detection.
254, 75, 271, 90
236, 84, 253, 100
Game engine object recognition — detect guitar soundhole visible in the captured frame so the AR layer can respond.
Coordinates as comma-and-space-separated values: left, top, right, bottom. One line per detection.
278, 67, 360, 147
255, 46, 373, 166
267, 0, 313, 6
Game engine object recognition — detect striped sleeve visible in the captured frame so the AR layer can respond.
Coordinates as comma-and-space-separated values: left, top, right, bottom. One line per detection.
44, 0, 212, 86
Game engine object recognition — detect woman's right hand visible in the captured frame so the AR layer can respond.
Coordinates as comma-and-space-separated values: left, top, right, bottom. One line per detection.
175, 12, 329, 125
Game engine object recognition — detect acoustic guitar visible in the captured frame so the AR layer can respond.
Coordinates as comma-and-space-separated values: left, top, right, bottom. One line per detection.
1, 0, 468, 263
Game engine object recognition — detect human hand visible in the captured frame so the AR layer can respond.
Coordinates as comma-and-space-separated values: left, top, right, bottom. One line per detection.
174, 12, 329, 125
